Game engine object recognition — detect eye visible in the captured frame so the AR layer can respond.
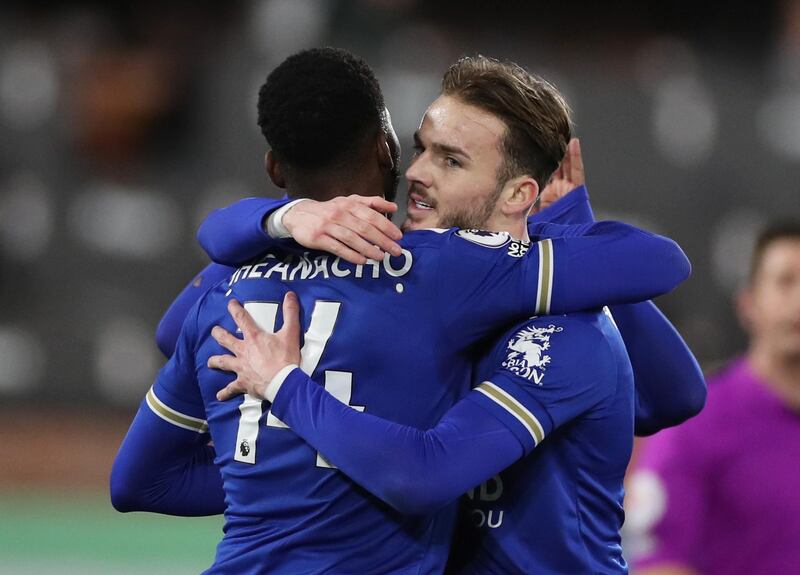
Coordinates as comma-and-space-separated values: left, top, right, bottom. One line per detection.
445, 156, 461, 168
412, 144, 424, 158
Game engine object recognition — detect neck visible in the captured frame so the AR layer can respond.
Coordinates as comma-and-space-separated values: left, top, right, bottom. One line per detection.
287, 157, 381, 201
484, 212, 530, 242
748, 342, 800, 410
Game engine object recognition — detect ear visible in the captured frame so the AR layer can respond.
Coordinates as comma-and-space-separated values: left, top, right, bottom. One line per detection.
501, 176, 540, 216
377, 133, 394, 170
266, 151, 286, 188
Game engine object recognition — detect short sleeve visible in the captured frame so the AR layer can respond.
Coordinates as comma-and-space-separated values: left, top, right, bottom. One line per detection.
466, 316, 616, 454
148, 297, 208, 434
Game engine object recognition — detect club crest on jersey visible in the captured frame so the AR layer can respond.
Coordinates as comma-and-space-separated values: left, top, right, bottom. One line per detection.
501, 324, 563, 385
456, 229, 512, 248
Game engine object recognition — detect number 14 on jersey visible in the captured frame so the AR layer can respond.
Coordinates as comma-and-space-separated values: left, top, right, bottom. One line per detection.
233, 300, 363, 468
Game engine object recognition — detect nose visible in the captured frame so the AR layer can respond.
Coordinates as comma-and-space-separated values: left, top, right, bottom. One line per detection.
405, 154, 431, 188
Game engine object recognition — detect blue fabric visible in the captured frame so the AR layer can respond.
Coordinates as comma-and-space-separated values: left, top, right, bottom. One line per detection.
197, 196, 292, 266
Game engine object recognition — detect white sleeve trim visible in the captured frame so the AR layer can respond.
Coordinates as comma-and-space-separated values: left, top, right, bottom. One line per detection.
475, 381, 545, 446
266, 199, 308, 238
145, 387, 208, 433
266, 363, 300, 403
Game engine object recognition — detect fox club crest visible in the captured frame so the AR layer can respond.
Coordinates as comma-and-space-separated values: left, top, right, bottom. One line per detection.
502, 324, 564, 385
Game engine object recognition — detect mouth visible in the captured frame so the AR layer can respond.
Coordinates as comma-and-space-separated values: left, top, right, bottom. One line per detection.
408, 192, 435, 212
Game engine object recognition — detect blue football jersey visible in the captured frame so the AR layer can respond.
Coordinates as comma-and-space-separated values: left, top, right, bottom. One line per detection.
450, 310, 635, 574
150, 228, 572, 574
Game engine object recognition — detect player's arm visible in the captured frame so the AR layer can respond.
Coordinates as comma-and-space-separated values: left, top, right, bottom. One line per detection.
611, 303, 706, 434
438, 220, 690, 347
110, 395, 224, 516
112, 296, 226, 516
197, 195, 402, 266
209, 297, 612, 515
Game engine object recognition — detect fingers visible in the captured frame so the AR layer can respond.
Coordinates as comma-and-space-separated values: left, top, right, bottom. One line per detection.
228, 299, 261, 339
331, 219, 386, 261
355, 196, 399, 216
279, 291, 301, 344
216, 379, 245, 402
568, 138, 585, 186
342, 207, 403, 257
208, 353, 239, 373
561, 144, 572, 183
211, 326, 242, 355
317, 236, 369, 265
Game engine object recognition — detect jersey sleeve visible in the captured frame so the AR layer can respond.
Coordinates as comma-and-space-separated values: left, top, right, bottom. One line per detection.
197, 196, 292, 266
156, 263, 235, 358
435, 221, 690, 347
609, 302, 707, 436
150, 296, 207, 429
111, 294, 225, 516
110, 398, 225, 516
466, 317, 617, 454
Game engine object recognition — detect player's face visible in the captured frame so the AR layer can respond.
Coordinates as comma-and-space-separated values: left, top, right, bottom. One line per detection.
403, 95, 506, 231
744, 238, 800, 359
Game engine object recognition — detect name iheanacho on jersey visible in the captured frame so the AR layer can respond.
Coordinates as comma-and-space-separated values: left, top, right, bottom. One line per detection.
227, 249, 414, 290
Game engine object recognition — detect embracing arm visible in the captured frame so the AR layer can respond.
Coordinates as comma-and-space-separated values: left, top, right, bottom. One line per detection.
197, 195, 402, 267
610, 302, 706, 434
197, 197, 293, 266
271, 369, 522, 515
110, 396, 225, 516
530, 220, 691, 313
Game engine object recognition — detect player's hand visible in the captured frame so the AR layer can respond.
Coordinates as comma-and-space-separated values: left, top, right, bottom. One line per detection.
209, 293, 302, 402
283, 195, 403, 265
536, 138, 585, 213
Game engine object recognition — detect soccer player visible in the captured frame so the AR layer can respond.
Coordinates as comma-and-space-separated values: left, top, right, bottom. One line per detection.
627, 222, 800, 575
111, 49, 690, 574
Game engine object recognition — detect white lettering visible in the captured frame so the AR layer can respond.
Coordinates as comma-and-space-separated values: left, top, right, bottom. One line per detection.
289, 253, 313, 280
309, 255, 330, 279
248, 262, 268, 278
487, 510, 504, 529
331, 257, 351, 277
384, 250, 413, 277
265, 257, 292, 281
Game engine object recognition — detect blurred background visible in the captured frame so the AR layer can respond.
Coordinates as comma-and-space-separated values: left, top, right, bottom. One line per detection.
0, 0, 798, 572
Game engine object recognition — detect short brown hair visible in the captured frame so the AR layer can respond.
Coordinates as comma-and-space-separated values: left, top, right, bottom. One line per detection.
442, 55, 572, 188
750, 220, 800, 281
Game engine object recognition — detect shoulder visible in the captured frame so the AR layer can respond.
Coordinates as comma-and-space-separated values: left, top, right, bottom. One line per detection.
492, 312, 615, 383
403, 227, 533, 262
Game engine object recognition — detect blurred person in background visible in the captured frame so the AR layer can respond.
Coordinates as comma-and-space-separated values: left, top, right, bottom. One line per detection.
627, 221, 800, 575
